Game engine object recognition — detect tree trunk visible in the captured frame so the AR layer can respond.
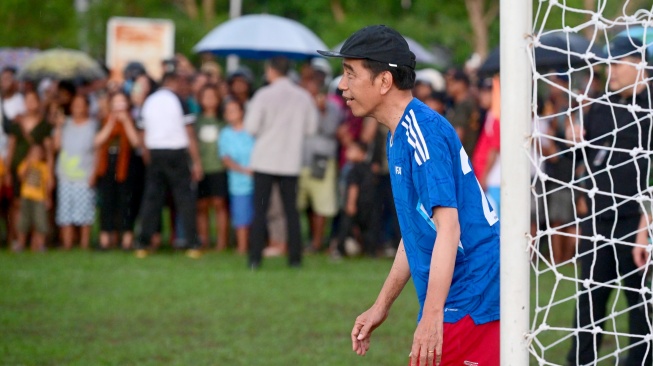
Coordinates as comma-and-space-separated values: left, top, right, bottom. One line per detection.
330, 0, 345, 23
583, 0, 596, 39
183, 0, 199, 20
202, 0, 215, 25
465, 0, 489, 59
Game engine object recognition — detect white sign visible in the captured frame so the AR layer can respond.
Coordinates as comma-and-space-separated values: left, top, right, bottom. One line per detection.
106, 17, 175, 82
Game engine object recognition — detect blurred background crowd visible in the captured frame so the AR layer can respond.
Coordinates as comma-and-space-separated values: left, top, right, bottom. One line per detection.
0, 0, 629, 265
0, 49, 515, 260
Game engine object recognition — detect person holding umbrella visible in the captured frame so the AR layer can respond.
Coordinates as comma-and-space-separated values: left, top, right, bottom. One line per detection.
244, 56, 318, 269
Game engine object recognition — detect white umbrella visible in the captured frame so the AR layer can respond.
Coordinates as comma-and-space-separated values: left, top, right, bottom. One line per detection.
193, 14, 328, 60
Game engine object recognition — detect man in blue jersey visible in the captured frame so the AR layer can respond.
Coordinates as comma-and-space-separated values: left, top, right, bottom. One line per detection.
318, 25, 500, 366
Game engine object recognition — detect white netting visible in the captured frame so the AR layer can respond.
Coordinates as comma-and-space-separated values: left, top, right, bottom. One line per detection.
528, 1, 653, 365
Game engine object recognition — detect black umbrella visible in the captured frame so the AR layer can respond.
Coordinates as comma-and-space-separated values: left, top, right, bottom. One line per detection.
479, 31, 601, 75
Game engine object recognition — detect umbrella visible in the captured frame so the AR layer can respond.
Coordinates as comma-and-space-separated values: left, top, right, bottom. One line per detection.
18, 48, 106, 81
0, 48, 40, 70
479, 31, 601, 74
333, 36, 447, 67
193, 14, 327, 60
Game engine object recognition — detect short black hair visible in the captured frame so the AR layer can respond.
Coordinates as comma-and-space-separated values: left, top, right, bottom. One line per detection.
161, 71, 178, 85
268, 56, 291, 76
1, 66, 17, 75
362, 59, 415, 90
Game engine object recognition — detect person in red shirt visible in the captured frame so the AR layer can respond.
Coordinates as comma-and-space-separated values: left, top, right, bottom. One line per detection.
472, 77, 501, 216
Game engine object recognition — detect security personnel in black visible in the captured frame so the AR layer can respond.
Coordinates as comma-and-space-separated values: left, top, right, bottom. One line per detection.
566, 30, 653, 366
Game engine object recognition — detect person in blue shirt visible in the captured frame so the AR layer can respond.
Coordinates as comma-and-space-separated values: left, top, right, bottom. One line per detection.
319, 25, 500, 366
219, 98, 255, 255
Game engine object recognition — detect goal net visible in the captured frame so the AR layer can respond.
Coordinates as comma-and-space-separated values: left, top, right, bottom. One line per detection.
527, 1, 653, 365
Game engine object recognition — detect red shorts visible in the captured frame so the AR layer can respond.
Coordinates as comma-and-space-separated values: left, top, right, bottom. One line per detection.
410, 315, 500, 366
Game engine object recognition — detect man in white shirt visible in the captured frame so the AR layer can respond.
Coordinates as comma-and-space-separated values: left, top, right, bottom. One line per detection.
245, 56, 318, 269
136, 71, 203, 258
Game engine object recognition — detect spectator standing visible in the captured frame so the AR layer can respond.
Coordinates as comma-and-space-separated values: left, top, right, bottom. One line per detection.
94, 92, 141, 250
227, 68, 254, 108
1, 67, 26, 243
194, 85, 229, 250
445, 69, 480, 156
541, 74, 577, 264
53, 94, 98, 250
135, 72, 203, 258
333, 141, 379, 258
1, 67, 26, 128
219, 98, 255, 254
472, 78, 501, 216
15, 144, 51, 252
565, 32, 653, 365
6, 90, 53, 247
297, 80, 342, 252
245, 56, 318, 269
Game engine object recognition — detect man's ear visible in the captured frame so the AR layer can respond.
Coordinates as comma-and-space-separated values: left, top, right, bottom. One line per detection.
378, 70, 393, 95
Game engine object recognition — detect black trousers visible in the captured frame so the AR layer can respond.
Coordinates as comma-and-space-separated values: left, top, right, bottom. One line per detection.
567, 215, 652, 365
137, 149, 198, 249
249, 172, 301, 266
336, 206, 380, 256
97, 153, 138, 233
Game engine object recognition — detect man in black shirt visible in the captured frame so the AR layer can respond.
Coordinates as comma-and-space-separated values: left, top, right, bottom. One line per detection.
566, 30, 653, 365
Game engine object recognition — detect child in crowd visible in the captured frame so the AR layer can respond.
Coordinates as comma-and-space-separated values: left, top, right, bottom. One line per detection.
219, 98, 254, 254
194, 85, 229, 250
15, 144, 50, 252
333, 141, 379, 258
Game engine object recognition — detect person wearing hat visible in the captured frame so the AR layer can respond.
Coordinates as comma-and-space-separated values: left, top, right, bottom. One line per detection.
565, 28, 653, 365
319, 25, 500, 366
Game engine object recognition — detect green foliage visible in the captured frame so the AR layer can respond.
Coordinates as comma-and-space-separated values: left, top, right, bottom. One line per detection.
0, 0, 491, 67
0, 0, 646, 69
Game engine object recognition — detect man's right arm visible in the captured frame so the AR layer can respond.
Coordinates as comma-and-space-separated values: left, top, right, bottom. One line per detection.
351, 239, 411, 356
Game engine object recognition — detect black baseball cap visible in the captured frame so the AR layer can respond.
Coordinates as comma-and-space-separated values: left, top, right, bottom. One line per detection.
317, 25, 416, 69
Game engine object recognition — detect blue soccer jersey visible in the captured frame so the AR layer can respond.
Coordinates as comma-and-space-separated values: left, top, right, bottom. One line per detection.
387, 98, 500, 325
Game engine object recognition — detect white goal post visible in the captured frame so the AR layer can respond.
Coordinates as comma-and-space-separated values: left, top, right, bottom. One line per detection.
500, 0, 532, 364
501, 1, 653, 365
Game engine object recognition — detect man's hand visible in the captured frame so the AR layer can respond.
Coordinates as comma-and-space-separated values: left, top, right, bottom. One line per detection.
633, 245, 650, 268
633, 214, 651, 268
565, 123, 585, 144
351, 305, 388, 356
191, 161, 203, 182
410, 314, 443, 366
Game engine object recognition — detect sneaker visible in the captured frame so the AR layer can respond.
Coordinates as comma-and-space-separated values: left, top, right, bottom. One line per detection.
134, 249, 149, 259
330, 250, 343, 262
185, 249, 202, 259
248, 260, 261, 271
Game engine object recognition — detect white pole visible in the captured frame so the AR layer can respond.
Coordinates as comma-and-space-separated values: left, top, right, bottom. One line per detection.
500, 0, 531, 364
226, 0, 242, 72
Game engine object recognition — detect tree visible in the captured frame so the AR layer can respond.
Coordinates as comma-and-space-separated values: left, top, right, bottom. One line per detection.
464, 0, 499, 59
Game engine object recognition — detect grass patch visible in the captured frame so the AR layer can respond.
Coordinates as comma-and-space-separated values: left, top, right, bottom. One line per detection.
0, 250, 417, 365
0, 251, 633, 365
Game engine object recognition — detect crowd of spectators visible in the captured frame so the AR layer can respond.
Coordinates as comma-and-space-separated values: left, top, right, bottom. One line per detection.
0, 53, 505, 264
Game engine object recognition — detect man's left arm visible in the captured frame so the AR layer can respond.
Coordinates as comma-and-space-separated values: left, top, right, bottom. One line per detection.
185, 124, 203, 182
410, 206, 460, 366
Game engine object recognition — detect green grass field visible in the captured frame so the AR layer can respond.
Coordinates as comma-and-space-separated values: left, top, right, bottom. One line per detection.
0, 250, 630, 365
